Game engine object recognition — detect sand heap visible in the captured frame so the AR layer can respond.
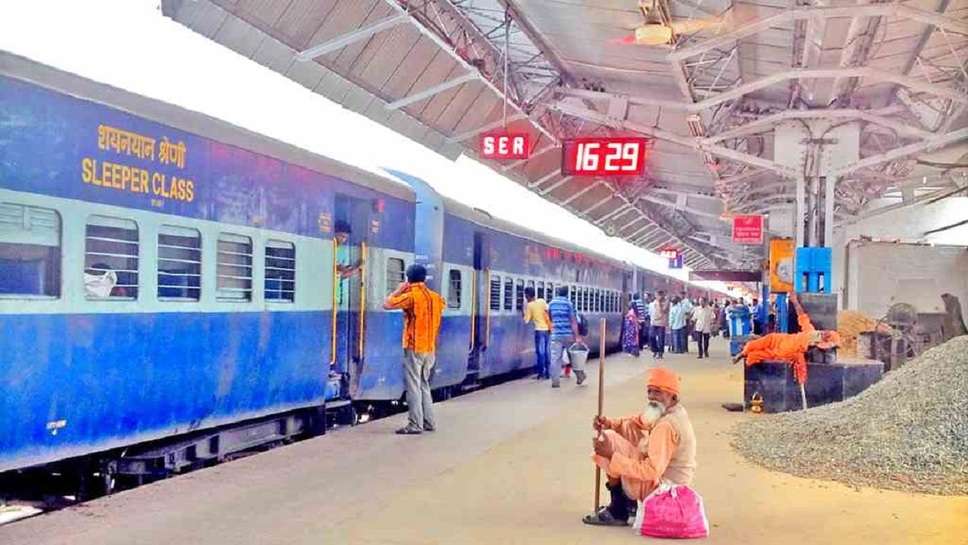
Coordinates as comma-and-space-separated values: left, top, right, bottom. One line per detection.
733, 335, 968, 495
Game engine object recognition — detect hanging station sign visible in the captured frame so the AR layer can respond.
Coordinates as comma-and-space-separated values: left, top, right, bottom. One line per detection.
660, 247, 683, 269
479, 131, 531, 160
732, 214, 765, 245
560, 137, 648, 176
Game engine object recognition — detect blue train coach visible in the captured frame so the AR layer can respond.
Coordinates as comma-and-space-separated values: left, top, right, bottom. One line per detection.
0, 53, 701, 484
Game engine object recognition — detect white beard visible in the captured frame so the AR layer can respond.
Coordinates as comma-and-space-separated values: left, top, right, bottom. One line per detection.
642, 401, 667, 426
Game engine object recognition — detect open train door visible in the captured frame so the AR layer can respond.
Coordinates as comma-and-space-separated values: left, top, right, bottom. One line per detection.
468, 231, 489, 381
332, 194, 372, 399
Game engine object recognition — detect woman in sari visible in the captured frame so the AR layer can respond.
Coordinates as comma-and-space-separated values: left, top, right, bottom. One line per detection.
622, 302, 640, 357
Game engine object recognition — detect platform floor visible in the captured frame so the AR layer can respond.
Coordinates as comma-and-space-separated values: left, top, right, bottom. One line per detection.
3, 340, 966, 545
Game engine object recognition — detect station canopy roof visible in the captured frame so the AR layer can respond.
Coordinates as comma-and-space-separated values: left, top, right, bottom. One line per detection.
161, 0, 968, 270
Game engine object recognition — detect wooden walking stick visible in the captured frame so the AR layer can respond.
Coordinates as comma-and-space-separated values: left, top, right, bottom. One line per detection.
594, 318, 606, 512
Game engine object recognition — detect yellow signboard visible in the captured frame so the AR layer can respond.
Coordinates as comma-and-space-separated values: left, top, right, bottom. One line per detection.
769, 238, 795, 293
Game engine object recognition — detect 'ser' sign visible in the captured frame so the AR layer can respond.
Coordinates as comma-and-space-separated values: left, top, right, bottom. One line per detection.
479, 132, 530, 160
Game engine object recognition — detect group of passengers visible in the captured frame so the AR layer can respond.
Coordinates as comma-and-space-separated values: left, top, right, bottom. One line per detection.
622, 292, 720, 360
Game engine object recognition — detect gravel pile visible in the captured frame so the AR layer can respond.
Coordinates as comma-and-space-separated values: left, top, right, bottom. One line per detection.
732, 335, 968, 495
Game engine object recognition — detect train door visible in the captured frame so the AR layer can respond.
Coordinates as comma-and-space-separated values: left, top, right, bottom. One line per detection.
468, 231, 488, 380
332, 194, 371, 396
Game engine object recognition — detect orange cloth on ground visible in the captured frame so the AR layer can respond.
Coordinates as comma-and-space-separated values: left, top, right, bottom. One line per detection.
385, 282, 444, 353
741, 313, 816, 383
648, 367, 681, 396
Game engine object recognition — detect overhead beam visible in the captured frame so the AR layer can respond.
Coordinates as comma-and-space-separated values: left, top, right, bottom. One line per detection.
625, 224, 654, 241
501, 143, 558, 171
381, 0, 556, 142
669, 4, 968, 61
527, 169, 560, 189
538, 176, 575, 195
704, 107, 931, 143
385, 72, 478, 110
558, 181, 603, 206
551, 101, 795, 176
557, 66, 964, 118
296, 14, 408, 60
595, 203, 634, 225
831, 127, 968, 177
448, 112, 528, 142
581, 194, 619, 216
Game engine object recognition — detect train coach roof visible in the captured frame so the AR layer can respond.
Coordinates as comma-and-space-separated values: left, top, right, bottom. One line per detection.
0, 52, 414, 202
437, 194, 629, 271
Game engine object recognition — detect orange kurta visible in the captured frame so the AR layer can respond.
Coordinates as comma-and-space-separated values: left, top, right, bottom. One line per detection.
592, 406, 696, 501
385, 282, 444, 353
741, 313, 816, 383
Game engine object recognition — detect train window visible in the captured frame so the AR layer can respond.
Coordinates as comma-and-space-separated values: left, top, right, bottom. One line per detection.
536, 281, 545, 300
503, 277, 513, 311
0, 203, 61, 298
85, 215, 139, 300
569, 286, 577, 307
447, 269, 462, 309
582, 287, 590, 312
489, 275, 501, 311
385, 257, 405, 297
265, 240, 296, 302
546, 282, 554, 299
157, 225, 201, 301
216, 233, 253, 301
597, 289, 603, 313
515, 279, 525, 311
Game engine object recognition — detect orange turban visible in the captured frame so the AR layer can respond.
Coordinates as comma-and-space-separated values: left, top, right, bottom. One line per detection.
648, 367, 680, 396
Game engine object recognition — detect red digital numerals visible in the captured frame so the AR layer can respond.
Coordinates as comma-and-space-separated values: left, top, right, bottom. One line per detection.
561, 137, 647, 176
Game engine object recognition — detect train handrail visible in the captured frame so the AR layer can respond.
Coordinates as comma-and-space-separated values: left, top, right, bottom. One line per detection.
468, 270, 476, 351
357, 241, 367, 360
484, 269, 491, 348
330, 239, 339, 366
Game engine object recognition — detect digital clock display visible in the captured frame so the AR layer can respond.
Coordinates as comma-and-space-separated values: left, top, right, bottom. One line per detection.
561, 137, 648, 176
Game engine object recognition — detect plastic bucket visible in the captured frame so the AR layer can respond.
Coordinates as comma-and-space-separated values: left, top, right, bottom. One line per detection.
568, 342, 589, 372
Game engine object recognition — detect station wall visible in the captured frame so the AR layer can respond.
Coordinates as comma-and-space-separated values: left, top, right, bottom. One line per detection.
831, 197, 968, 318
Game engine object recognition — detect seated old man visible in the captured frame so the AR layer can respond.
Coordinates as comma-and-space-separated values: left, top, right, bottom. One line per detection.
583, 367, 697, 526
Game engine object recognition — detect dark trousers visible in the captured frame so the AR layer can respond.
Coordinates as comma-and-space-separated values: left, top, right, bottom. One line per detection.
638, 321, 650, 349
650, 325, 666, 357
671, 327, 684, 353
674, 327, 690, 353
534, 330, 550, 378
698, 332, 711, 357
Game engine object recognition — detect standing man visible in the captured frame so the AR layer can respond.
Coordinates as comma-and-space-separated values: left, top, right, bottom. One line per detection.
668, 296, 685, 354
548, 286, 585, 388
334, 221, 361, 289
692, 299, 716, 359
679, 292, 694, 353
648, 291, 670, 360
523, 287, 552, 380
384, 264, 444, 435
751, 298, 763, 335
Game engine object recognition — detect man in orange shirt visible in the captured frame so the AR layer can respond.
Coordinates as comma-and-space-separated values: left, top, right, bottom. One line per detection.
384, 264, 444, 435
731, 293, 840, 384
583, 367, 697, 526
